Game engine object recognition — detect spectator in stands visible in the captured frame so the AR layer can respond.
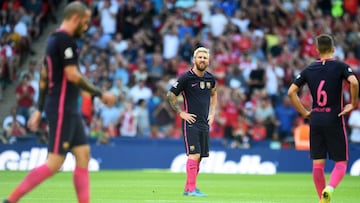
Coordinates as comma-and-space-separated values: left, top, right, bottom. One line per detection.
348, 102, 360, 143
109, 32, 128, 54
119, 101, 137, 137
128, 78, 152, 104
116, 0, 140, 39
2, 106, 27, 144
135, 99, 151, 137
160, 16, 180, 60
254, 96, 278, 141
231, 113, 251, 149
152, 91, 175, 138
275, 96, 298, 144
15, 74, 34, 121
209, 7, 228, 39
97, 0, 118, 36
293, 118, 310, 150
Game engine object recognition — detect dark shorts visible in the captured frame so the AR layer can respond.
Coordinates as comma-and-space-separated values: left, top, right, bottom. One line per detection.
310, 123, 348, 161
47, 113, 87, 155
183, 125, 209, 157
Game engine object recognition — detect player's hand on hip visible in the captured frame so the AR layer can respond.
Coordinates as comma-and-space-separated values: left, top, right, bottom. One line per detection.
303, 110, 311, 118
338, 104, 354, 117
101, 92, 116, 107
27, 110, 41, 132
207, 114, 215, 125
179, 112, 197, 124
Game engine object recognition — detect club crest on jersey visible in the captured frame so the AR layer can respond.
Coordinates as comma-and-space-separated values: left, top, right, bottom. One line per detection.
200, 81, 205, 89
190, 145, 195, 151
206, 82, 211, 89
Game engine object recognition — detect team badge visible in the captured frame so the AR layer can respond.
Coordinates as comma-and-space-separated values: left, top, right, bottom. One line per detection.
64, 47, 73, 59
190, 145, 195, 151
200, 81, 205, 89
206, 82, 211, 89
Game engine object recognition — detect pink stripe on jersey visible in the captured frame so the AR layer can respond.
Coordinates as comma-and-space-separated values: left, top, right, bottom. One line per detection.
182, 91, 189, 155
315, 58, 335, 62
340, 88, 349, 160
54, 75, 67, 153
46, 56, 53, 93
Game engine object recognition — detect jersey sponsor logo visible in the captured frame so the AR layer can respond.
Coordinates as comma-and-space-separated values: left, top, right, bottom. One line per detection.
191, 83, 197, 87
64, 47, 73, 59
0, 147, 100, 171
170, 151, 277, 174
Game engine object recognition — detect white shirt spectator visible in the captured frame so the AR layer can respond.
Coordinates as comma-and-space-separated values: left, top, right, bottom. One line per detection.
129, 80, 153, 103
3, 114, 26, 129
14, 21, 28, 36
209, 8, 228, 37
195, 0, 212, 25
162, 28, 180, 60
231, 10, 250, 33
265, 60, 284, 96
348, 108, 360, 143
98, 0, 118, 35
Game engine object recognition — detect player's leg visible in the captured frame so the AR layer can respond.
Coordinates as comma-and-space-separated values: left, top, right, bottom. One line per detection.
313, 159, 326, 199
6, 153, 65, 203
72, 145, 91, 203
4, 112, 68, 203
183, 127, 202, 195
71, 114, 91, 203
321, 124, 348, 203
310, 126, 327, 200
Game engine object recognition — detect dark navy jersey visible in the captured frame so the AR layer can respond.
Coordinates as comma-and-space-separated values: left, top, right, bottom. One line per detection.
170, 69, 216, 129
293, 59, 355, 126
44, 31, 80, 114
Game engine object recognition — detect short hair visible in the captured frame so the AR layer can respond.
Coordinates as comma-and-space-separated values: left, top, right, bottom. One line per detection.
193, 47, 210, 59
315, 34, 334, 54
63, 1, 89, 20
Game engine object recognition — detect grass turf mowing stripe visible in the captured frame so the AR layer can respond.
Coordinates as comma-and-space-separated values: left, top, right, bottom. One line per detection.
1, 170, 359, 203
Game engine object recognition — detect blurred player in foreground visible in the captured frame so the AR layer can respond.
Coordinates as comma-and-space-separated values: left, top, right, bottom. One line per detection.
288, 34, 359, 203
3, 2, 115, 203
167, 47, 217, 197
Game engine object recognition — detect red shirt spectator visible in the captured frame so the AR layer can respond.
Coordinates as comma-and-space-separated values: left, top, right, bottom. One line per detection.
15, 74, 34, 108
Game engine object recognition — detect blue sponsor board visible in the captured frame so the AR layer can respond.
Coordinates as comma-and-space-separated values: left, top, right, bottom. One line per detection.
1, 137, 360, 175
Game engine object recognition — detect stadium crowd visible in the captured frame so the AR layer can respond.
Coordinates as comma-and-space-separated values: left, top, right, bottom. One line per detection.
0, 0, 61, 143
1, 0, 360, 149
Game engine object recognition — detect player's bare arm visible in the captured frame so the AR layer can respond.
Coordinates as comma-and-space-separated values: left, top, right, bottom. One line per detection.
339, 75, 359, 117
167, 91, 197, 124
64, 64, 102, 96
208, 87, 217, 125
64, 65, 116, 106
28, 63, 49, 131
288, 84, 311, 118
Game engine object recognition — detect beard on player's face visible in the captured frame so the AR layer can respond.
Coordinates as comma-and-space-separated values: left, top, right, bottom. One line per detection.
195, 61, 208, 71
74, 24, 84, 38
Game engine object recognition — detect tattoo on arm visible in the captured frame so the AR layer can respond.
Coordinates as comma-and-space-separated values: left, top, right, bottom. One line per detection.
167, 91, 182, 114
76, 76, 102, 97
36, 64, 49, 112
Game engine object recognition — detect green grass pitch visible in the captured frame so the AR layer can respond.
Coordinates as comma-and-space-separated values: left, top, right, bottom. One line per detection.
1, 170, 359, 203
